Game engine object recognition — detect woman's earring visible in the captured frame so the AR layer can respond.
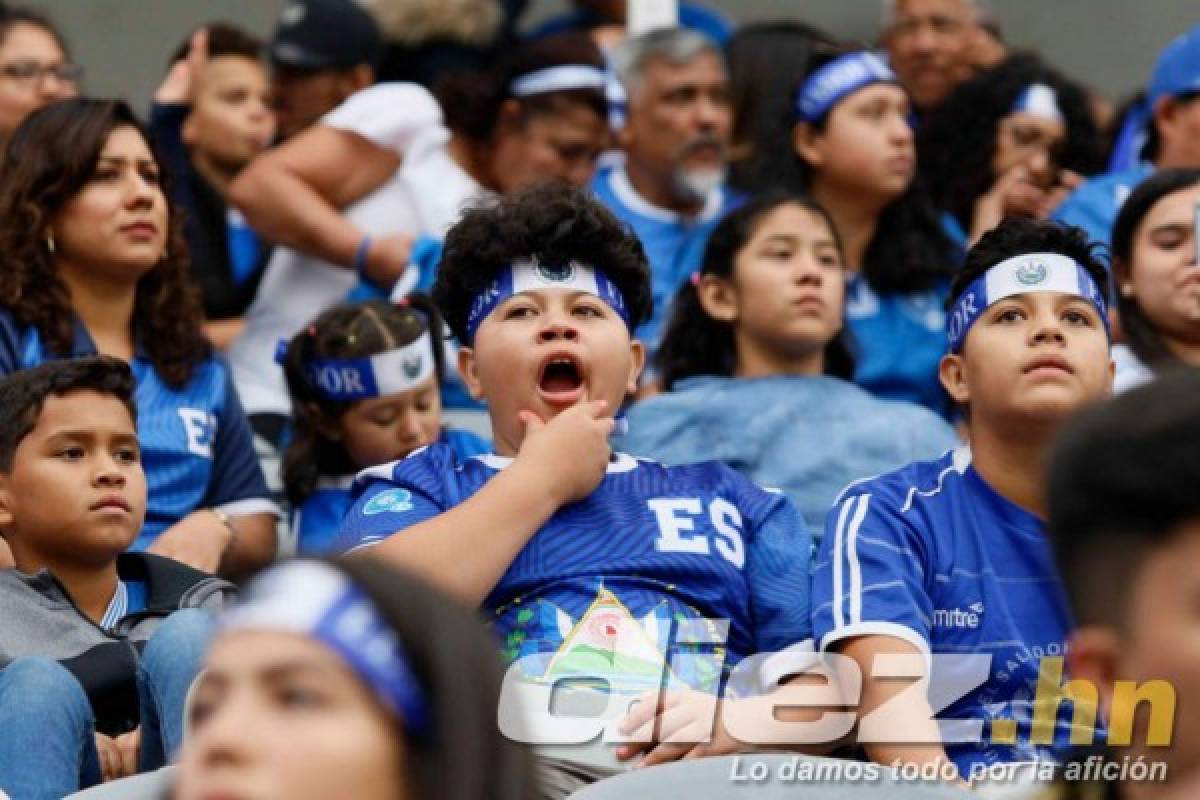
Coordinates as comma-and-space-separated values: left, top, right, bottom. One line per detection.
1121, 284, 1134, 297
45, 232, 55, 255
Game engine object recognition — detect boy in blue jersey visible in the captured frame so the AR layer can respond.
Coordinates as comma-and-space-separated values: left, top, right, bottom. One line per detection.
812, 218, 1115, 780
0, 357, 231, 797
335, 184, 816, 785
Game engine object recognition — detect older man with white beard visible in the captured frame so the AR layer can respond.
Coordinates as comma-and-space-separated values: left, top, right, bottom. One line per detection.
593, 27, 738, 362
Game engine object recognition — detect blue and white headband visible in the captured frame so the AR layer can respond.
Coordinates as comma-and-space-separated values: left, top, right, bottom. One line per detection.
795, 51, 897, 122
465, 258, 630, 343
221, 561, 431, 737
277, 331, 437, 402
1012, 84, 1064, 124
946, 252, 1110, 353
510, 65, 608, 97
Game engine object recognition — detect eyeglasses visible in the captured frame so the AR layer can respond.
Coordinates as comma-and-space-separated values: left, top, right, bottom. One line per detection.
0, 60, 84, 87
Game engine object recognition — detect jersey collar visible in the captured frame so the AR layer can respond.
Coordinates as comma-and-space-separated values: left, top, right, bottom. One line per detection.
474, 452, 639, 474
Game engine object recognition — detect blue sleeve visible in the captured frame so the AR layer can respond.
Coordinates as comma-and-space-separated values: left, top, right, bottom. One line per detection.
745, 489, 813, 654
811, 488, 933, 658
148, 103, 195, 213
202, 362, 273, 510
332, 445, 459, 552
0, 311, 23, 376
1051, 182, 1113, 248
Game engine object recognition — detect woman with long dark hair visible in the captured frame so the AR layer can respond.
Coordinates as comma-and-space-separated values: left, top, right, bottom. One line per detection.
0, 98, 275, 575
919, 53, 1103, 247
622, 193, 956, 530
1109, 168, 1200, 390
790, 47, 959, 414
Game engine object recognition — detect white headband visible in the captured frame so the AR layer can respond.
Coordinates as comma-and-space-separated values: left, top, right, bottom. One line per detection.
510, 65, 608, 97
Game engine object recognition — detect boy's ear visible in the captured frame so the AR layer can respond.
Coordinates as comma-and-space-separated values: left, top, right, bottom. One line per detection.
457, 346, 485, 401
626, 339, 646, 395
696, 275, 739, 323
0, 473, 14, 532
1065, 626, 1121, 723
939, 352, 970, 406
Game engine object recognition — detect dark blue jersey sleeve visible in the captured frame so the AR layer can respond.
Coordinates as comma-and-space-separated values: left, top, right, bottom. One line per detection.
201, 359, 274, 513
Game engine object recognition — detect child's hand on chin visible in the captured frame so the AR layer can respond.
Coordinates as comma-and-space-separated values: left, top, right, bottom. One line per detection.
516, 399, 614, 505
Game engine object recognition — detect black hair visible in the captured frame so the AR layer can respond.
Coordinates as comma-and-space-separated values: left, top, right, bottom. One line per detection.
433, 182, 653, 344
948, 217, 1110, 311
793, 46, 958, 295
1143, 91, 1200, 164
919, 52, 1104, 234
281, 296, 445, 506
1048, 367, 1200, 629
0, 4, 69, 56
656, 191, 855, 390
169, 21, 264, 65
1110, 167, 1200, 370
0, 356, 136, 472
723, 20, 836, 195
434, 32, 606, 144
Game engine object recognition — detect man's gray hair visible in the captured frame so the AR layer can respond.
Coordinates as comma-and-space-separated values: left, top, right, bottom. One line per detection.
610, 27, 723, 99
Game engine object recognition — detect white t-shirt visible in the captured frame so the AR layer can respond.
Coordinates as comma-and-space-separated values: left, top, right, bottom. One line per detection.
1112, 342, 1155, 393
229, 83, 483, 416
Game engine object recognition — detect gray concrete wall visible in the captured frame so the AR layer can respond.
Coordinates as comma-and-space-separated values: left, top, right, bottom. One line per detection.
32, 0, 1200, 111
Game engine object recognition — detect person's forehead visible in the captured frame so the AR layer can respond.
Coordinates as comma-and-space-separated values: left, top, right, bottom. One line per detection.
0, 22, 64, 59
199, 54, 269, 86
30, 391, 134, 436
640, 51, 727, 89
893, 0, 974, 21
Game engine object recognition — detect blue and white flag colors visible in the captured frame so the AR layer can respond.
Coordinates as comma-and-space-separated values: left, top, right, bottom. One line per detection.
794, 51, 896, 123
510, 65, 609, 97
946, 252, 1109, 353
222, 560, 431, 736
304, 332, 437, 403
465, 257, 631, 343
1012, 84, 1063, 123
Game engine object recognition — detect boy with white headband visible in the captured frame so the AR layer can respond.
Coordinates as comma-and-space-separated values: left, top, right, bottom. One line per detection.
335, 184, 818, 793
812, 217, 1114, 780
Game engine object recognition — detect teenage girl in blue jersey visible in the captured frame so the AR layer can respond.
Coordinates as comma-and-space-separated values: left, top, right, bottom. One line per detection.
280, 297, 488, 554
791, 47, 959, 414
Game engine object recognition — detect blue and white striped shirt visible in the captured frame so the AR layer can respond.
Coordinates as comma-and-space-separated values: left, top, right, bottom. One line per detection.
812, 447, 1077, 773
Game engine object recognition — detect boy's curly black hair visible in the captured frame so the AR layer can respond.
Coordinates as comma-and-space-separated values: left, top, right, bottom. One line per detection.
433, 182, 653, 344
948, 217, 1110, 310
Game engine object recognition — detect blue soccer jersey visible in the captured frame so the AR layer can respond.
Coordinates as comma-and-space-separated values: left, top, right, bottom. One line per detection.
812, 447, 1078, 774
0, 311, 275, 550
293, 427, 490, 554
336, 444, 814, 695
590, 163, 739, 352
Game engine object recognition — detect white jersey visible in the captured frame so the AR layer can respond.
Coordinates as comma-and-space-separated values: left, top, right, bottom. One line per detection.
229, 83, 483, 415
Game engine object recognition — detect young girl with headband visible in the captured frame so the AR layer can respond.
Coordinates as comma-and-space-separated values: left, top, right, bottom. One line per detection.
280, 297, 487, 554
791, 47, 959, 415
